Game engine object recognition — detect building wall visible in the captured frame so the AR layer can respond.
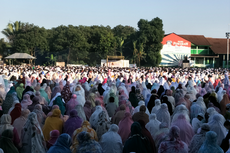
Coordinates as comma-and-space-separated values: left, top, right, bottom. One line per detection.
160, 33, 225, 68
160, 33, 191, 66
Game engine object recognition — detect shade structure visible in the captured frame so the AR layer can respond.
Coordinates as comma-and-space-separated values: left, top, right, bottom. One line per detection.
5, 53, 36, 59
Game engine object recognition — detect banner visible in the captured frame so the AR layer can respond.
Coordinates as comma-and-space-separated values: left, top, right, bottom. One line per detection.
160, 33, 191, 66
101, 59, 129, 67
56, 62, 65, 67
161, 33, 191, 55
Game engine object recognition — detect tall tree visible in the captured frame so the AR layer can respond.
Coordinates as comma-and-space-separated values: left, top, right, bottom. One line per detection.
137, 17, 164, 66
50, 25, 90, 64
113, 25, 136, 57
13, 26, 49, 55
0, 38, 10, 56
2, 21, 23, 42
133, 41, 146, 66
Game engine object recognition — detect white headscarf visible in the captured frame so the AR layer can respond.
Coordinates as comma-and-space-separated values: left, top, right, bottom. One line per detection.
151, 99, 161, 114
145, 113, 161, 138
208, 114, 227, 145
196, 97, 207, 112
89, 106, 103, 129
72, 85, 86, 107
156, 103, 171, 128
132, 101, 150, 115
217, 87, 225, 103
172, 104, 190, 123
99, 124, 123, 153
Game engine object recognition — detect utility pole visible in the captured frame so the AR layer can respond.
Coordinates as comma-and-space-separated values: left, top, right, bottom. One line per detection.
226, 32, 230, 69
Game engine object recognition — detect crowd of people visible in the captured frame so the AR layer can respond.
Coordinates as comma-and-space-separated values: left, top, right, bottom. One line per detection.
0, 65, 230, 153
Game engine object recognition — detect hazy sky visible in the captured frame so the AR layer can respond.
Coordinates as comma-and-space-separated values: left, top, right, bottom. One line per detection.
1, 0, 230, 40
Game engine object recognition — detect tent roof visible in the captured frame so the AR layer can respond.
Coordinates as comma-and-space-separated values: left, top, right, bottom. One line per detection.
5, 53, 36, 59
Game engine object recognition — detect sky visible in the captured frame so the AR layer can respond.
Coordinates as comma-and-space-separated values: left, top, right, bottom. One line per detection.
0, 0, 230, 40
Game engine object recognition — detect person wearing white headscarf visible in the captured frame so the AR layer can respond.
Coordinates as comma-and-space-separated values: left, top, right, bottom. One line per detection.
151, 99, 161, 114
100, 124, 123, 153
132, 101, 150, 115
0, 84, 6, 100
224, 72, 229, 90
208, 114, 227, 145
186, 86, 197, 102
207, 107, 226, 124
72, 84, 85, 107
159, 77, 166, 86
0, 76, 5, 90
75, 105, 87, 121
89, 106, 103, 129
189, 123, 210, 153
118, 83, 129, 98
145, 113, 161, 139
156, 103, 171, 128
172, 104, 190, 123
103, 87, 110, 99
190, 101, 205, 121
166, 90, 175, 111
151, 82, 159, 91
191, 113, 204, 133
82, 82, 90, 93
154, 122, 170, 148
142, 88, 150, 102
174, 89, 184, 106
217, 88, 226, 103
196, 97, 207, 112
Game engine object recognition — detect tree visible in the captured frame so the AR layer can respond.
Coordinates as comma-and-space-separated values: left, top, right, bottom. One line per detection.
50, 25, 90, 64
0, 38, 10, 56
133, 41, 146, 66
2, 21, 23, 43
133, 40, 138, 64
137, 17, 164, 66
112, 25, 136, 39
136, 43, 146, 67
113, 25, 136, 57
116, 37, 124, 56
1, 21, 33, 44
13, 26, 49, 55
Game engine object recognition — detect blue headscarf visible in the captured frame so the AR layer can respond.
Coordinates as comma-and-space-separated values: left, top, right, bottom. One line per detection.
47, 133, 72, 153
198, 131, 224, 153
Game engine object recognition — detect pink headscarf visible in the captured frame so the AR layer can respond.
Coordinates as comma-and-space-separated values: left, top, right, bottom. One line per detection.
102, 78, 107, 85
118, 100, 130, 113
118, 112, 133, 144
21, 94, 32, 109
171, 114, 194, 145
48, 130, 60, 145
59, 81, 64, 91
200, 88, 207, 97
119, 89, 128, 99
66, 94, 78, 115
95, 94, 104, 107
79, 77, 87, 84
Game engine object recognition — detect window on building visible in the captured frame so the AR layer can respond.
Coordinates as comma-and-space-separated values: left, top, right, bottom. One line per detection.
191, 46, 196, 49
195, 58, 204, 64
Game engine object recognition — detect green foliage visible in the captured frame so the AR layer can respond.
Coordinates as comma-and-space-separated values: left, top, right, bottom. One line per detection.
1, 18, 164, 66
0, 39, 8, 55
137, 17, 164, 66
12, 25, 49, 55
